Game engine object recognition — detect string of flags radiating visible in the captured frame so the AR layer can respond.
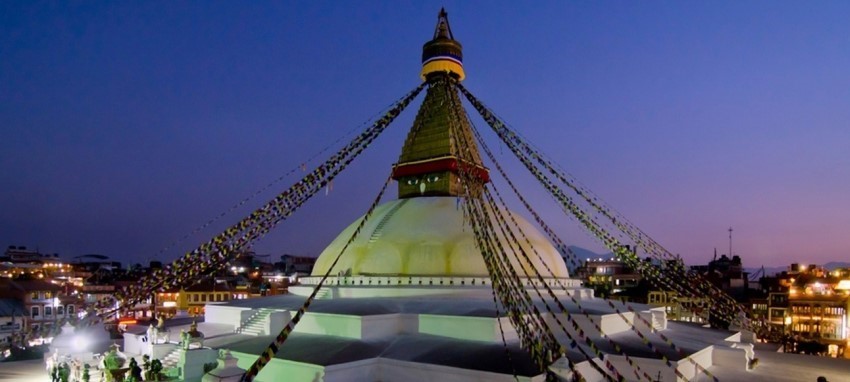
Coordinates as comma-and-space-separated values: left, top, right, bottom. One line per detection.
241, 174, 394, 382
460, 81, 726, 380
449, 104, 626, 382
89, 83, 425, 324
458, 82, 753, 332
449, 87, 634, 381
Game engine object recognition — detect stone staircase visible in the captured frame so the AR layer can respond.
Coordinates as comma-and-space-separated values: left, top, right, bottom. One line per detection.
162, 347, 184, 369
314, 286, 331, 299
368, 199, 408, 243
235, 308, 275, 336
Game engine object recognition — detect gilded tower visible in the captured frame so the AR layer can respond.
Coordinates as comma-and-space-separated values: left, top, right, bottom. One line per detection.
311, 8, 569, 279
391, 9, 490, 199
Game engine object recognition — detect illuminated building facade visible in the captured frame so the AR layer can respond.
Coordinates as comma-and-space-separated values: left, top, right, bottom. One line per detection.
575, 258, 641, 297
156, 280, 248, 317
0, 279, 80, 332
788, 276, 850, 356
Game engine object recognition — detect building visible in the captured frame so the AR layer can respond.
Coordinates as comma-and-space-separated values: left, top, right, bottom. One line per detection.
575, 257, 641, 297
1, 245, 60, 263
647, 291, 709, 324
0, 298, 25, 346
278, 254, 316, 275
0, 279, 80, 334
753, 263, 850, 355
787, 276, 850, 357
689, 252, 751, 301
1, 245, 74, 281
156, 279, 244, 317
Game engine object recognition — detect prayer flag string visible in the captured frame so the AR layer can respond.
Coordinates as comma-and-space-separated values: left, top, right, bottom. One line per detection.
90, 83, 425, 324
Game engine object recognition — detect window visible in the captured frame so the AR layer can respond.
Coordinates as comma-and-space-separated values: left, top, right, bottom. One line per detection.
67, 305, 75, 315
201, 294, 207, 302
193, 294, 199, 302
31, 292, 39, 300
45, 306, 53, 317
31, 306, 39, 317
44, 291, 53, 299
57, 306, 64, 316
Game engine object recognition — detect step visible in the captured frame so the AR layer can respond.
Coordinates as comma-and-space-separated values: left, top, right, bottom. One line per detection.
233, 307, 280, 334
160, 348, 185, 368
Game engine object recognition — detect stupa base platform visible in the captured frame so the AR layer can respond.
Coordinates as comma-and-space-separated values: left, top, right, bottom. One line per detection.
189, 286, 762, 381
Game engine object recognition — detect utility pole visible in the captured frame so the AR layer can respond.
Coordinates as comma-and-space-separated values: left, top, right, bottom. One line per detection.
728, 226, 733, 257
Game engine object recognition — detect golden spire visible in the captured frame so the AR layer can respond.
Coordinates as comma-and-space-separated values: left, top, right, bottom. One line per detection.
420, 8, 465, 81
392, 9, 487, 198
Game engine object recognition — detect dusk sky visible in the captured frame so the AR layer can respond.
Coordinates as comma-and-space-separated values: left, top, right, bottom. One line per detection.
2, 2, 849, 268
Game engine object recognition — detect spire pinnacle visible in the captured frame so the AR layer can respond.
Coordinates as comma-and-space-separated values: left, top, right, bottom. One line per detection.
433, 7, 454, 40
421, 8, 465, 81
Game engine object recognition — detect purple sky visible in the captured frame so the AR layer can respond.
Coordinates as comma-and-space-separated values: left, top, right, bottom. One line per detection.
2, 2, 849, 268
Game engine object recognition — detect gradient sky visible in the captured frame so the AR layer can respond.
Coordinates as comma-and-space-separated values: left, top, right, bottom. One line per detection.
2, 1, 849, 268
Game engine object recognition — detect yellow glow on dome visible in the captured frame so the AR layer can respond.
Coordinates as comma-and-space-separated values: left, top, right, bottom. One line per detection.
312, 197, 568, 278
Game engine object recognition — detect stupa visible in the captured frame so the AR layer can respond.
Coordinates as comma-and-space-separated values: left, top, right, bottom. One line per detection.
169, 9, 850, 382
310, 8, 566, 283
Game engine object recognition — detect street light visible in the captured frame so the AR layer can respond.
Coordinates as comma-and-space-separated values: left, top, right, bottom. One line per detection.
784, 315, 793, 352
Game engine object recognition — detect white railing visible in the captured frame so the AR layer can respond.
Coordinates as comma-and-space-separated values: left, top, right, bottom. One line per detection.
298, 275, 582, 288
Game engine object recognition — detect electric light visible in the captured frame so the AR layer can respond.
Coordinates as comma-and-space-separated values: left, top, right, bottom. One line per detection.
73, 334, 89, 352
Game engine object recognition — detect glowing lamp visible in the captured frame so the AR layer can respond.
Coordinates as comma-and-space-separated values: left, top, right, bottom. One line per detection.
118, 317, 137, 325
73, 334, 89, 351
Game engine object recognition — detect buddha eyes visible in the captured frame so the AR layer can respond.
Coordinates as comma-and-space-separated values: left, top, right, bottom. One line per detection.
406, 176, 440, 185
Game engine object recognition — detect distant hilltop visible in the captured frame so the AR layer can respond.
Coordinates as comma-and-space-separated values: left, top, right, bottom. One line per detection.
563, 245, 850, 276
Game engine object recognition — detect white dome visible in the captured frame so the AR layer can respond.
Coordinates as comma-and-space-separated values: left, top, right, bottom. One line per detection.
312, 197, 568, 278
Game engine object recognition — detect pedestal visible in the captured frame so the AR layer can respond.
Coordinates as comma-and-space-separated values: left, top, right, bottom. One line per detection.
202, 350, 246, 382
177, 348, 219, 382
